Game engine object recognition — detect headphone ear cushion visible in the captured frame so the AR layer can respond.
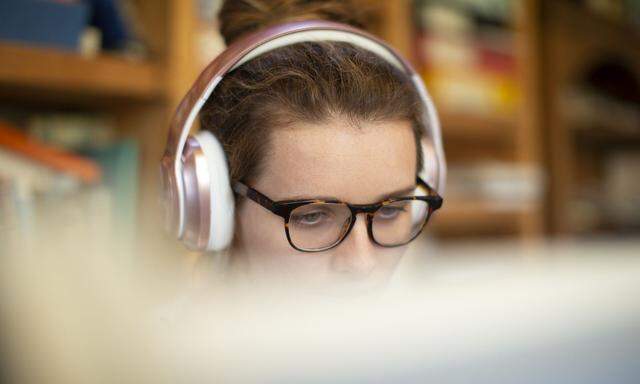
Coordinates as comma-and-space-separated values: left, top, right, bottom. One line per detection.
194, 130, 235, 251
419, 139, 443, 194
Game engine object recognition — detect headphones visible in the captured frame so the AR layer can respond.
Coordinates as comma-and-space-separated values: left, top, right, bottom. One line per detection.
160, 20, 447, 252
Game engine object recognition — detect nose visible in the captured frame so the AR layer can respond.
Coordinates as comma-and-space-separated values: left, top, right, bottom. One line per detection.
330, 214, 377, 277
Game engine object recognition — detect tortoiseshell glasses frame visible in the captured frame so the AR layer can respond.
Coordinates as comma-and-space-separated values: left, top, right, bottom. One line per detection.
233, 177, 443, 252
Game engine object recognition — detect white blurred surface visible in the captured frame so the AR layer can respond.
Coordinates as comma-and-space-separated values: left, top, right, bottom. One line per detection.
2, 228, 640, 383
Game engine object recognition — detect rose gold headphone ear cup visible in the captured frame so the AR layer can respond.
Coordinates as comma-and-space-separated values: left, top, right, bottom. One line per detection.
159, 155, 181, 238
180, 136, 212, 250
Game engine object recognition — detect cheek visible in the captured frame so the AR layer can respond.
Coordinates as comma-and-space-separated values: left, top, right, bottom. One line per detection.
379, 247, 406, 270
236, 201, 288, 256
235, 202, 334, 277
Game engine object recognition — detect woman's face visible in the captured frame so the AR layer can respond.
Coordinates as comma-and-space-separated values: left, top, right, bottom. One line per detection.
234, 118, 418, 294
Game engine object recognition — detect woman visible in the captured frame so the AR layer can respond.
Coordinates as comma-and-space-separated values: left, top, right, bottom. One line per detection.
164, 0, 445, 293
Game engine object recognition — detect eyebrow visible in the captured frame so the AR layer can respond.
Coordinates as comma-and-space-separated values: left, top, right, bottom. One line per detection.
280, 184, 417, 203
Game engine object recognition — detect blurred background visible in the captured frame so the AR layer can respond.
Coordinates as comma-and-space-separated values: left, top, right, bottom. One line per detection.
1, 1, 640, 383
1, 0, 639, 256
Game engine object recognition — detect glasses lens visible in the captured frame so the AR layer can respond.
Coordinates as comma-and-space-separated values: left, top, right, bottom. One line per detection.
288, 203, 352, 251
372, 200, 430, 246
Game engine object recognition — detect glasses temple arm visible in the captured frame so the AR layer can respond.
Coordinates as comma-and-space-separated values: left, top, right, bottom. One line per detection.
417, 176, 436, 194
233, 182, 279, 213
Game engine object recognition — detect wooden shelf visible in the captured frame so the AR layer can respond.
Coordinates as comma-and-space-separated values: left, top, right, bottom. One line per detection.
439, 109, 517, 142
0, 43, 165, 103
431, 200, 535, 236
560, 1, 640, 47
573, 126, 640, 147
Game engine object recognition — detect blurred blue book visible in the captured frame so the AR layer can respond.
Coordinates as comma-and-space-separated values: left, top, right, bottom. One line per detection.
87, 0, 130, 51
0, 0, 90, 51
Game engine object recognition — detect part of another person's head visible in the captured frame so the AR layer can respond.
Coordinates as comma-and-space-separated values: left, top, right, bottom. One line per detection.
201, 0, 429, 291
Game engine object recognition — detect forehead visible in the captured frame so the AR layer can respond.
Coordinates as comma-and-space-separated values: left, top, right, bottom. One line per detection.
255, 118, 417, 204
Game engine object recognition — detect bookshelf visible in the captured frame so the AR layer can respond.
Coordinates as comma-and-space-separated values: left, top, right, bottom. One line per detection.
4, 0, 636, 249
0, 0, 199, 260
439, 110, 517, 142
432, 201, 535, 238
541, 0, 640, 236
370, 0, 545, 240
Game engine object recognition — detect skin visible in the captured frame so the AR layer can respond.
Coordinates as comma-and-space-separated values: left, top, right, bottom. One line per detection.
232, 117, 418, 295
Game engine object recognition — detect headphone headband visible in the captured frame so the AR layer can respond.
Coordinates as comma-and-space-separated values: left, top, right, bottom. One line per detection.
161, 20, 446, 243
164, 20, 418, 160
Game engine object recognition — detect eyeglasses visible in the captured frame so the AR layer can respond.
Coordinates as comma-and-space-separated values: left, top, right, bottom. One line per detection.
233, 177, 443, 253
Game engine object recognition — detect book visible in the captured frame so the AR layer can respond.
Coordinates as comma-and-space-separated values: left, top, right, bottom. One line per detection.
445, 162, 543, 208
0, 121, 101, 184
28, 113, 116, 151
0, 0, 89, 51
87, 0, 130, 51
414, 1, 518, 116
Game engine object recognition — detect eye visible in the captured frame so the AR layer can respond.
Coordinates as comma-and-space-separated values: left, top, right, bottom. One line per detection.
377, 205, 406, 220
293, 211, 330, 226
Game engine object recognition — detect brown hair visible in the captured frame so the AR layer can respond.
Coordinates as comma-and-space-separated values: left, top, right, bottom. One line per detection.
201, 0, 424, 185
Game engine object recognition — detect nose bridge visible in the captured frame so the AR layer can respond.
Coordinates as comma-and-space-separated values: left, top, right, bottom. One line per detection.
350, 202, 379, 216
331, 213, 377, 276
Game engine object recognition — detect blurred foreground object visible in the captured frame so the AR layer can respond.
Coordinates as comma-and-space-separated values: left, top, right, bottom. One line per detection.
2, 232, 639, 383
